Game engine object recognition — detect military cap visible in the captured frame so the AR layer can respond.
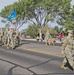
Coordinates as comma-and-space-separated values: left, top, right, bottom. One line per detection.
68, 30, 73, 33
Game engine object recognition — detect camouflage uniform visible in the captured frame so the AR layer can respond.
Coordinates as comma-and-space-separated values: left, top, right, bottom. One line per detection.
11, 30, 16, 49
0, 27, 21, 49
13, 29, 20, 46
10, 28, 16, 49
6, 28, 13, 49
3, 28, 9, 46
45, 30, 51, 45
0, 28, 4, 45
12, 29, 21, 49
48, 37, 55, 45
61, 30, 74, 70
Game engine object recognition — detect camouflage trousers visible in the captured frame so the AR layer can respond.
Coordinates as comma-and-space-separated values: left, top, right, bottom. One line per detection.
48, 38, 55, 45
63, 50, 74, 68
2, 36, 8, 46
7, 37, 16, 49
0, 36, 1, 41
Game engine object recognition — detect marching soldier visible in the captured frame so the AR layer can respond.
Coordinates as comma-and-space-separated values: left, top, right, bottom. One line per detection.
7, 28, 14, 49
0, 28, 4, 45
3, 28, 9, 46
48, 37, 55, 45
10, 28, 16, 49
15, 29, 21, 46
13, 28, 21, 47
45, 30, 51, 45
61, 30, 74, 70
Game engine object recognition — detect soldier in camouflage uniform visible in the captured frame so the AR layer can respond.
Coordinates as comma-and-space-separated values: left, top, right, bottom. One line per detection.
48, 37, 55, 45
2, 28, 9, 46
15, 29, 21, 46
45, 30, 51, 45
6, 28, 13, 49
0, 28, 4, 45
11, 28, 19, 49
11, 28, 16, 49
13, 28, 21, 47
61, 30, 74, 70
10, 28, 16, 49
11, 28, 21, 49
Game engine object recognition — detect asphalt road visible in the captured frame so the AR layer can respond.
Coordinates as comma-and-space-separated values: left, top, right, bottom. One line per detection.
0, 45, 74, 75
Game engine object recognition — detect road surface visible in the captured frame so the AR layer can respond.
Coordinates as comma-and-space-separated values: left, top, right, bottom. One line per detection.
0, 43, 74, 75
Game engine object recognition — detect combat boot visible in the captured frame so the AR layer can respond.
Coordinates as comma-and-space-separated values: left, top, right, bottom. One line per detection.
12, 47, 15, 49
61, 64, 68, 69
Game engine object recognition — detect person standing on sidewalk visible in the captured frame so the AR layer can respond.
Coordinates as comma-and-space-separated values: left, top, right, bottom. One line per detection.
61, 30, 74, 70
59, 33, 63, 43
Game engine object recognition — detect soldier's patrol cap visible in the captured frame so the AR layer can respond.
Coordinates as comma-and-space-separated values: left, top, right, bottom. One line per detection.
68, 30, 73, 33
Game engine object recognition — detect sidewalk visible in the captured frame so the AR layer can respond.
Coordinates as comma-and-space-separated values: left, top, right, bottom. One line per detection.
24, 38, 61, 42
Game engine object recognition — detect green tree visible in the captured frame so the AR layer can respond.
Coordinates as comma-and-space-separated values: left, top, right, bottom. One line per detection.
64, 6, 74, 32
56, 0, 74, 33
0, 0, 72, 31
42, 25, 50, 35
26, 24, 39, 38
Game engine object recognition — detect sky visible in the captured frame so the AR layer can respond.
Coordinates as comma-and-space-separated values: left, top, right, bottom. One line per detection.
0, 0, 74, 30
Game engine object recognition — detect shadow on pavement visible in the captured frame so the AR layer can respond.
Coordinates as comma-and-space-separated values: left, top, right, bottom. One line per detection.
0, 57, 73, 75
0, 58, 36, 75
7, 65, 18, 75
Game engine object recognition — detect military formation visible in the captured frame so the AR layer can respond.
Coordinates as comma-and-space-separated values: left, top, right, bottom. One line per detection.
0, 28, 21, 49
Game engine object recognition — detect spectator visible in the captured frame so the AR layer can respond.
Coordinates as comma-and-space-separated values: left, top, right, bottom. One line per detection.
59, 33, 63, 43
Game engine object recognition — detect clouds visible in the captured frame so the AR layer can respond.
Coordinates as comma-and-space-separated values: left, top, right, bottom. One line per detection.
0, 0, 18, 11
71, 0, 74, 5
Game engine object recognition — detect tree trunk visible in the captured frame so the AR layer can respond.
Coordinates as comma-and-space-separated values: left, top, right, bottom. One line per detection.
39, 28, 42, 41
